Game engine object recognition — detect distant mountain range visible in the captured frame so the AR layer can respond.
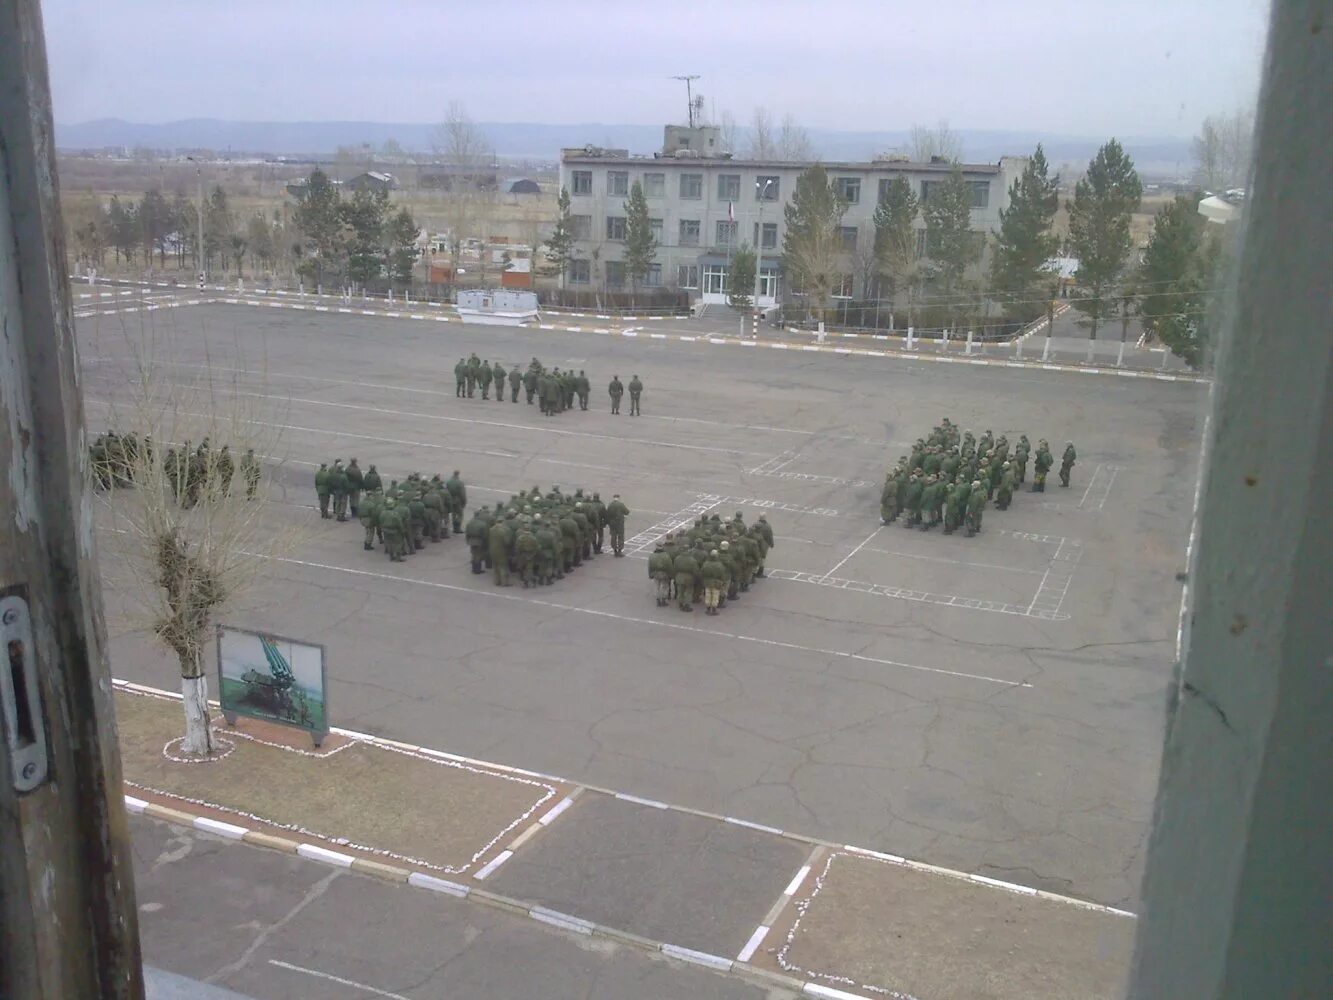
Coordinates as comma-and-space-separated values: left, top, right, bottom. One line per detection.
55, 118, 1194, 177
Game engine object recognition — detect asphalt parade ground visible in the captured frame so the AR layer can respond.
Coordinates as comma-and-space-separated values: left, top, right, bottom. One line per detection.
79, 292, 1203, 998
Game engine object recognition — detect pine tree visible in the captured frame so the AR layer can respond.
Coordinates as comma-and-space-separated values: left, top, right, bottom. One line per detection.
341, 188, 389, 287
923, 166, 974, 328
385, 207, 420, 288
622, 180, 657, 302
108, 195, 137, 265
782, 164, 846, 322
872, 175, 919, 326
540, 187, 576, 298
293, 168, 347, 287
205, 186, 232, 272
1138, 193, 1217, 368
1068, 139, 1142, 340
728, 244, 756, 308
989, 145, 1060, 322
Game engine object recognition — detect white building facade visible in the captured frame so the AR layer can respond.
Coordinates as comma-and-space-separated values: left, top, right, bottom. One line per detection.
558, 126, 1026, 309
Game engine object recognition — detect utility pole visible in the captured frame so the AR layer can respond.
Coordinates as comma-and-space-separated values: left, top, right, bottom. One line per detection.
1, 2, 144, 996
753, 177, 775, 317
187, 155, 205, 288
670, 74, 700, 126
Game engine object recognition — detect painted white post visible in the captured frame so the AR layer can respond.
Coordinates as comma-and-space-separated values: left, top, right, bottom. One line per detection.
1116, 339, 1126, 367
965, 329, 974, 355
816, 320, 826, 344
1042, 333, 1052, 361
906, 325, 915, 350
317, 283, 322, 297
388, 288, 394, 304
942, 329, 949, 351
1015, 334, 1024, 360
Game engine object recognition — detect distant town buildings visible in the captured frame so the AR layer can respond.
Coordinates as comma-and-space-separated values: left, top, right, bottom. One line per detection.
558, 124, 1025, 308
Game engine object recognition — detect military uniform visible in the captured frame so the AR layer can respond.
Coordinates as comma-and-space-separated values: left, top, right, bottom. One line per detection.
478, 360, 493, 399
672, 550, 698, 611
346, 459, 364, 517
315, 463, 331, 518
492, 362, 506, 402
240, 448, 261, 499
465, 513, 489, 573
628, 375, 643, 415
455, 358, 467, 397
1059, 443, 1077, 487
648, 544, 674, 606
489, 519, 513, 585
380, 500, 407, 561
605, 495, 630, 555
609, 375, 624, 414
509, 365, 522, 402
446, 472, 467, 532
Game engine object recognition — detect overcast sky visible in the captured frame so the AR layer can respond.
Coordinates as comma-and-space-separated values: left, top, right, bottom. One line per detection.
42, 0, 1269, 136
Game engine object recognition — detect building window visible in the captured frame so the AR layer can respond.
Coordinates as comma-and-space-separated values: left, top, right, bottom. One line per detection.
758, 266, 780, 299
716, 220, 737, 247
606, 216, 627, 241
649, 218, 663, 243
569, 259, 590, 283
570, 215, 592, 239
915, 228, 928, 258
643, 172, 665, 197
756, 176, 780, 201
839, 226, 858, 252
572, 170, 592, 195
877, 176, 900, 202
835, 177, 861, 203
679, 219, 701, 246
680, 173, 703, 199
920, 180, 941, 203
970, 181, 991, 209
833, 274, 855, 299
702, 264, 730, 294
607, 171, 629, 196
753, 222, 778, 249
678, 264, 699, 289
718, 174, 740, 200
605, 260, 626, 287
644, 263, 663, 287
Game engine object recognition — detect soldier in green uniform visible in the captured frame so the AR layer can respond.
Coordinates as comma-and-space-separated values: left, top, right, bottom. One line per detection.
359, 491, 381, 550
943, 479, 968, 534
406, 488, 427, 550
996, 462, 1016, 510
608, 374, 624, 414
628, 374, 643, 415
572, 502, 592, 561
605, 494, 630, 555
748, 523, 769, 578
576, 370, 590, 410
489, 516, 513, 585
478, 359, 493, 399
558, 508, 580, 571
718, 539, 738, 601
466, 353, 481, 396
380, 498, 407, 561
881, 471, 900, 523
1032, 441, 1053, 492
455, 358, 467, 397
1059, 441, 1077, 487
534, 514, 560, 583
327, 459, 347, 521
465, 511, 489, 573
364, 464, 382, 493
755, 514, 774, 576
648, 542, 674, 606
514, 520, 539, 586
903, 472, 924, 527
701, 549, 726, 615
672, 546, 698, 612
446, 471, 466, 532
240, 448, 261, 499
346, 458, 364, 517
1014, 435, 1030, 484
315, 462, 331, 518
491, 361, 506, 402
523, 364, 539, 404
588, 492, 607, 553
422, 482, 445, 541
508, 364, 522, 402
965, 480, 987, 537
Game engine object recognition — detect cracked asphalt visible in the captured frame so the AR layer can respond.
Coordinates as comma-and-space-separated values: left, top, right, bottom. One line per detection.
83, 302, 1205, 912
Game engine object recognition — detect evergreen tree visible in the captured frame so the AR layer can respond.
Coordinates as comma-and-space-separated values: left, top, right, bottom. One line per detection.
622, 180, 657, 301
292, 168, 347, 286
782, 164, 847, 322
171, 192, 195, 268
1068, 139, 1142, 340
728, 244, 756, 309
341, 188, 389, 287
138, 189, 172, 267
872, 175, 919, 325
1138, 193, 1218, 368
385, 207, 420, 288
246, 214, 275, 274
205, 186, 233, 271
540, 187, 576, 298
923, 166, 974, 328
989, 145, 1060, 322
108, 196, 137, 264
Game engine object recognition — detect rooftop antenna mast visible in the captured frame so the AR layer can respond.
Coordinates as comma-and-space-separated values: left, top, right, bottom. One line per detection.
671, 74, 701, 127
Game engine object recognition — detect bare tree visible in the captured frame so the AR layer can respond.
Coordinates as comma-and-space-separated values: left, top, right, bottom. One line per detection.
747, 107, 776, 159
910, 119, 964, 162
718, 110, 738, 155
778, 114, 815, 160
94, 327, 302, 755
431, 101, 496, 286
1193, 110, 1254, 191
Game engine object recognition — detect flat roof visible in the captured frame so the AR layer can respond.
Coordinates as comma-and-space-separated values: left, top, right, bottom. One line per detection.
560, 155, 1004, 175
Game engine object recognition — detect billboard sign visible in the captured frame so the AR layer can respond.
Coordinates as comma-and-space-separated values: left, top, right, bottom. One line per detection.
216, 625, 328, 746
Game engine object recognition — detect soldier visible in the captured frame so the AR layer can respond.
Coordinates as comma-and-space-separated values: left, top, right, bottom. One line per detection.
465, 510, 489, 574
717, 539, 738, 601
672, 546, 698, 612
1014, 435, 1030, 484
628, 374, 643, 415
359, 490, 381, 550
215, 445, 234, 497
608, 374, 624, 414
996, 462, 1016, 510
535, 513, 561, 583
558, 507, 580, 571
315, 462, 331, 518
422, 481, 445, 541
541, 369, 560, 416
755, 514, 774, 575
605, 494, 630, 555
455, 358, 467, 397
330, 459, 349, 521
576, 370, 590, 410
240, 447, 261, 499
380, 498, 407, 561
748, 523, 770, 578
1059, 441, 1077, 487
346, 458, 364, 517
478, 359, 493, 400
572, 502, 593, 561
492, 360, 506, 402
466, 353, 481, 397
943, 478, 968, 534
965, 480, 987, 537
489, 516, 513, 585
648, 541, 674, 606
588, 492, 607, 553
446, 470, 467, 532
406, 487, 427, 550
508, 364, 522, 402
701, 549, 726, 616
1032, 440, 1053, 492
736, 529, 759, 590
523, 364, 539, 404
919, 475, 941, 530
903, 472, 924, 527
363, 463, 382, 493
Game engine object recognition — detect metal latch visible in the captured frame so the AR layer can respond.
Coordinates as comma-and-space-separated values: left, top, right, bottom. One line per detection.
1, 593, 48, 792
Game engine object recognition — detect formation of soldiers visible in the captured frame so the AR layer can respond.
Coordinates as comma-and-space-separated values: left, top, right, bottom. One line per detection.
646, 512, 774, 615
463, 487, 630, 586
880, 420, 1077, 536
91, 431, 261, 507
451, 355, 643, 417
315, 462, 457, 561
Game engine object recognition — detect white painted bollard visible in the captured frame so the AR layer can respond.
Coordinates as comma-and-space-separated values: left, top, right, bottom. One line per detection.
299, 282, 305, 297
965, 330, 974, 355
404, 288, 411, 305
317, 283, 322, 297
942, 329, 949, 351
237, 278, 243, 293
906, 325, 915, 350
1015, 335, 1023, 360
816, 321, 826, 344
388, 288, 394, 304
1087, 338, 1096, 363
1116, 340, 1126, 367
1042, 334, 1052, 362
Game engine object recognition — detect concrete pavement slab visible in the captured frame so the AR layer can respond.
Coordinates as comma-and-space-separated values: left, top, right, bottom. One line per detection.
487, 792, 810, 957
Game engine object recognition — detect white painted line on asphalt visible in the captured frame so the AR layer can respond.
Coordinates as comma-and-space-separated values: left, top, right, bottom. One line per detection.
970, 873, 1039, 895
784, 865, 813, 897
844, 845, 907, 864
615, 792, 669, 809
529, 907, 594, 934
193, 816, 249, 839
538, 795, 576, 825
660, 944, 734, 972
296, 843, 355, 868
864, 546, 1045, 575
474, 849, 514, 879
724, 816, 785, 836
820, 525, 882, 581
736, 923, 771, 963
124, 795, 148, 814
804, 984, 883, 1000
267, 961, 409, 999
407, 872, 470, 897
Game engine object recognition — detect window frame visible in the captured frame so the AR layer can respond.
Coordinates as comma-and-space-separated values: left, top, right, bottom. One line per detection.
679, 218, 701, 247
642, 172, 666, 197
606, 170, 629, 197
717, 174, 741, 201
605, 215, 627, 241
571, 170, 592, 196
680, 173, 703, 200
835, 176, 862, 204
